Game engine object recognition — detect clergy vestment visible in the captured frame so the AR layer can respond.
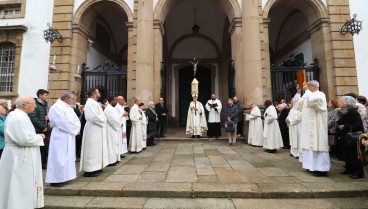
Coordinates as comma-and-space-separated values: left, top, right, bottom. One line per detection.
263, 105, 284, 150
104, 104, 122, 164
46, 99, 81, 184
141, 110, 147, 148
116, 103, 128, 154
247, 106, 263, 146
205, 99, 222, 137
300, 90, 330, 172
129, 104, 143, 152
186, 101, 208, 136
286, 99, 304, 158
0, 109, 44, 209
80, 98, 109, 172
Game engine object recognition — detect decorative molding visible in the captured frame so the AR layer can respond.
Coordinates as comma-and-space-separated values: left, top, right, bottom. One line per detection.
228, 17, 242, 35
153, 20, 165, 36
307, 17, 330, 35
0, 25, 27, 32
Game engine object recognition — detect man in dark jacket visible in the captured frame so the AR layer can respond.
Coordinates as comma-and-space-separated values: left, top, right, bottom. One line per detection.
155, 98, 168, 138
146, 101, 158, 146
225, 98, 239, 146
29, 89, 49, 169
233, 96, 243, 136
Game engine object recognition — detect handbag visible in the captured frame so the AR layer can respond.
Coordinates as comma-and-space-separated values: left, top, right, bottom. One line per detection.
225, 121, 235, 132
346, 131, 363, 146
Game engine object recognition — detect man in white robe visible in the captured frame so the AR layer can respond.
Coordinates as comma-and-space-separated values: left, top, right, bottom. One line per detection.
186, 96, 207, 138
286, 92, 304, 159
104, 97, 122, 166
116, 96, 128, 157
246, 102, 263, 146
0, 96, 45, 209
129, 97, 143, 152
140, 103, 147, 149
205, 94, 222, 138
300, 80, 330, 177
80, 88, 108, 177
46, 91, 81, 187
263, 100, 283, 153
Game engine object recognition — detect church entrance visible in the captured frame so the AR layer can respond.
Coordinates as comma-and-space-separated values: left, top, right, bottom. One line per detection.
179, 66, 211, 127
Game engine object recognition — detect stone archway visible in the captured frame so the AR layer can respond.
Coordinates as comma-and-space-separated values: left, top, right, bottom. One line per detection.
262, 0, 336, 99
70, 0, 133, 102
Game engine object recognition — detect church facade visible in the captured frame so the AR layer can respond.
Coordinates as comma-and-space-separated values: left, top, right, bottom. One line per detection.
0, 0, 366, 126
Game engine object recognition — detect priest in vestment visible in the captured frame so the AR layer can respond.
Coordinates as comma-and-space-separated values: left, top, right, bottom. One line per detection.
80, 88, 108, 177
263, 100, 284, 153
116, 96, 128, 157
104, 97, 122, 166
246, 102, 263, 146
46, 91, 81, 187
139, 103, 147, 149
129, 97, 143, 152
186, 96, 207, 138
300, 80, 330, 177
0, 96, 45, 209
205, 94, 222, 138
286, 90, 304, 159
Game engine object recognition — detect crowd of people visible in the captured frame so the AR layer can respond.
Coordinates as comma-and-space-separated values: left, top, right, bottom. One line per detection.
1, 81, 368, 208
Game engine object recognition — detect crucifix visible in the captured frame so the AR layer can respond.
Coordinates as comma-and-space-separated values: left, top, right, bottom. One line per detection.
190, 58, 200, 115
189, 58, 199, 77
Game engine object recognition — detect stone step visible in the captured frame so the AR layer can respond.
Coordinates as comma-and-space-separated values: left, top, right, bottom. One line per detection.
43, 195, 368, 209
44, 181, 368, 199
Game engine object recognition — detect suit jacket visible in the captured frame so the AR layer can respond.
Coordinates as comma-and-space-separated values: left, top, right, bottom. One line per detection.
146, 108, 157, 131
155, 103, 168, 119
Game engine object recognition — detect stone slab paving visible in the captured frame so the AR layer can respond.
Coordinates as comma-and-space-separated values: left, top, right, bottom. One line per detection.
44, 196, 368, 209
44, 141, 368, 199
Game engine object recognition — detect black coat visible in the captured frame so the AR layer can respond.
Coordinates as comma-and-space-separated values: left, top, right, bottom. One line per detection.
337, 108, 364, 162
155, 103, 168, 119
28, 98, 48, 133
146, 108, 157, 131
278, 108, 290, 147
225, 104, 239, 123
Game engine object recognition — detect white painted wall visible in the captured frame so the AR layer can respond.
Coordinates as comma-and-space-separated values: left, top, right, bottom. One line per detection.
275, 39, 313, 65
0, 0, 54, 97
350, 0, 368, 96
86, 47, 117, 69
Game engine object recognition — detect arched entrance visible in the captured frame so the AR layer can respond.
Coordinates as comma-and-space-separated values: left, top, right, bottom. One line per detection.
154, 0, 241, 127
263, 0, 334, 100
72, 0, 133, 103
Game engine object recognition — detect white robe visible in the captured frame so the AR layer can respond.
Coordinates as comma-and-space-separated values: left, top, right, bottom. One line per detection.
287, 106, 302, 157
247, 106, 263, 146
263, 105, 284, 150
115, 104, 128, 154
300, 90, 330, 172
104, 104, 122, 164
186, 101, 208, 136
0, 109, 44, 209
80, 98, 109, 172
141, 110, 147, 148
129, 104, 143, 152
205, 99, 222, 123
46, 99, 81, 183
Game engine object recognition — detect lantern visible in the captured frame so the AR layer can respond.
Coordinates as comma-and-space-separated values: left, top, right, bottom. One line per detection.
191, 78, 199, 97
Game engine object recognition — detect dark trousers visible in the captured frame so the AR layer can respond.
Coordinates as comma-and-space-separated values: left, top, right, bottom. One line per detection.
40, 138, 49, 167
346, 161, 364, 177
76, 134, 82, 157
207, 123, 221, 137
0, 149, 3, 159
126, 123, 132, 147
156, 118, 166, 137
237, 121, 243, 136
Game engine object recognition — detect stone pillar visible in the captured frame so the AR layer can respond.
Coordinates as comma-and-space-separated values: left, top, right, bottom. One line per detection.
229, 18, 243, 100
126, 22, 136, 106
242, 0, 263, 105
135, 0, 154, 104
262, 18, 272, 100
153, 21, 164, 102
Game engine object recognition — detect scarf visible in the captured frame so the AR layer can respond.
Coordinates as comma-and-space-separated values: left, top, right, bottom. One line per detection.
149, 107, 157, 116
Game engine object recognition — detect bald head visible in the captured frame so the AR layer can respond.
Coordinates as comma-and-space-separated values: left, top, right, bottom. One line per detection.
16, 96, 36, 113
117, 96, 125, 105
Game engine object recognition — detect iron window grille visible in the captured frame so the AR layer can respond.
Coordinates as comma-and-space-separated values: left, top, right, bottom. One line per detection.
0, 43, 16, 92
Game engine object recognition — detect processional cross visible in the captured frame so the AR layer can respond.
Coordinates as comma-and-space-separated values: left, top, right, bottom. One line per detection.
189, 58, 199, 77
189, 58, 200, 115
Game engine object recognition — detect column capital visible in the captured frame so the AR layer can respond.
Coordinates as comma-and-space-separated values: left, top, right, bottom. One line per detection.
307, 18, 330, 35
229, 17, 242, 35
153, 20, 165, 36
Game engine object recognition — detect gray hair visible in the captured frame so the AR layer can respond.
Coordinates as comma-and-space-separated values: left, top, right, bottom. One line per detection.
148, 101, 154, 106
0, 99, 5, 104
135, 97, 141, 103
248, 102, 254, 106
342, 96, 357, 107
310, 80, 320, 89
15, 96, 31, 107
60, 90, 76, 100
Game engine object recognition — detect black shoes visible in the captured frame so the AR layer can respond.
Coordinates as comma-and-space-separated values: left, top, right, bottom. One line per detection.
313, 171, 327, 177
83, 172, 99, 177
120, 155, 126, 158
50, 183, 64, 187
268, 149, 276, 153
340, 170, 352, 175
108, 162, 117, 167
349, 174, 363, 179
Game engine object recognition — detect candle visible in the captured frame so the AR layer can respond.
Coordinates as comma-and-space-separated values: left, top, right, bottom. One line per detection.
77, 65, 80, 74
53, 55, 56, 65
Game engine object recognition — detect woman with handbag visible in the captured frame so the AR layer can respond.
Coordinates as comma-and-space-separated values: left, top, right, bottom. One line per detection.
225, 98, 239, 146
328, 99, 340, 157
337, 96, 364, 179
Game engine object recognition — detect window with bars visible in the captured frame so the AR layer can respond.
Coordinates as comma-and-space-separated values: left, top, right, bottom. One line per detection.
0, 43, 15, 92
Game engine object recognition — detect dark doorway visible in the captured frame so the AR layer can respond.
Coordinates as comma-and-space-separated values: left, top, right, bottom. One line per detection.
179, 66, 211, 127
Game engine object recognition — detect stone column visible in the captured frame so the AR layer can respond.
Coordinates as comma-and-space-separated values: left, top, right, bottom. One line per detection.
135, 0, 154, 104
242, 0, 263, 105
229, 18, 243, 100
153, 21, 164, 102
